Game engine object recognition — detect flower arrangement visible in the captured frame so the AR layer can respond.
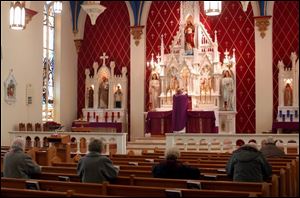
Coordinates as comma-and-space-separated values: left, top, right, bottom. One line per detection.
44, 121, 62, 131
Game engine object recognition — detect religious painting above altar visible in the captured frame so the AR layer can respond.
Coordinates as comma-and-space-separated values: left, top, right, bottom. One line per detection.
77, 52, 128, 133
147, 1, 237, 134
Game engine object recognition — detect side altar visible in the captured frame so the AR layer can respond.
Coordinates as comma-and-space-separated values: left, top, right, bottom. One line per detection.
273, 52, 299, 133
147, 1, 237, 134
76, 52, 128, 133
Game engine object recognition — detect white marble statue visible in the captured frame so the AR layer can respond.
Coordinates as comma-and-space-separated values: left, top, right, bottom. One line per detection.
221, 70, 234, 111
149, 73, 160, 110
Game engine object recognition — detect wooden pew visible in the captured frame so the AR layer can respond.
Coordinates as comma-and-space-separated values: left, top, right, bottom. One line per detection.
1, 178, 260, 197
113, 175, 271, 196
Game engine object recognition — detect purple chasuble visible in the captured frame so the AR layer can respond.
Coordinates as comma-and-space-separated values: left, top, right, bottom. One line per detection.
172, 93, 188, 131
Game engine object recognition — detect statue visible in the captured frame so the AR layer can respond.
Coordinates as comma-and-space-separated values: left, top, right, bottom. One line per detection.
284, 83, 293, 106
184, 19, 195, 54
149, 73, 160, 110
221, 70, 234, 110
169, 75, 180, 95
88, 87, 94, 108
181, 67, 190, 92
114, 85, 123, 108
98, 76, 109, 109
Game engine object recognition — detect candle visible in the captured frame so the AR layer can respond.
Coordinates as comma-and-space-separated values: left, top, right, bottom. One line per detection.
279, 110, 282, 117
111, 112, 115, 122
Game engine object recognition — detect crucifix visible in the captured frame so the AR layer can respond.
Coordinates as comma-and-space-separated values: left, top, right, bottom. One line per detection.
100, 52, 109, 66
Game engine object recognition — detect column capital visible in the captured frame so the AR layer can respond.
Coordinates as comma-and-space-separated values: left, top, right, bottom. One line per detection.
253, 16, 272, 39
130, 26, 145, 46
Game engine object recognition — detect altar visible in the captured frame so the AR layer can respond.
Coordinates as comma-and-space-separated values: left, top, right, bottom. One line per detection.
146, 1, 237, 134
77, 52, 128, 134
145, 110, 217, 135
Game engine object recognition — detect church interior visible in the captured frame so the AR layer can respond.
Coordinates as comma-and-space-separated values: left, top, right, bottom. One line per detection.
1, 1, 299, 197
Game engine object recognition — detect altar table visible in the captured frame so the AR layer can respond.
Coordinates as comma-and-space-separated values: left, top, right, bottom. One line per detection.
72, 122, 122, 133
272, 122, 299, 133
146, 111, 216, 135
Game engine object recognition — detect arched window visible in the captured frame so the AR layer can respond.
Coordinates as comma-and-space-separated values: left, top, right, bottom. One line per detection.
42, 2, 55, 122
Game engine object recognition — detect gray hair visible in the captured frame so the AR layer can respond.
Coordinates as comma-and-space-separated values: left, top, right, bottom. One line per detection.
165, 147, 180, 160
11, 137, 25, 151
88, 138, 104, 153
266, 137, 275, 144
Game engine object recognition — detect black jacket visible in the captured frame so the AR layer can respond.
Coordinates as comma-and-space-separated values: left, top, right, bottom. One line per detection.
152, 159, 200, 179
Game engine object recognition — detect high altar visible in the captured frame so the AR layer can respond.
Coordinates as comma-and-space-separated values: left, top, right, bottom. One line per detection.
79, 52, 128, 133
147, 2, 237, 134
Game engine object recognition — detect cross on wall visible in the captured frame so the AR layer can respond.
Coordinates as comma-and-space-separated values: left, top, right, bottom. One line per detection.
100, 52, 109, 66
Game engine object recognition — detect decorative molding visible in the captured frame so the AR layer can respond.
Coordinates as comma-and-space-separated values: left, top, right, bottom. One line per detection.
130, 26, 144, 46
254, 16, 272, 39
25, 8, 38, 27
74, 39, 83, 54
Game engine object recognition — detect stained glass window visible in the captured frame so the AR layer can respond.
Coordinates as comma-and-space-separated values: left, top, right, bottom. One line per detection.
42, 4, 55, 122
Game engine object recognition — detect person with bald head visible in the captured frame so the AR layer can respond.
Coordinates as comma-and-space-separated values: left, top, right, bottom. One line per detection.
3, 137, 41, 179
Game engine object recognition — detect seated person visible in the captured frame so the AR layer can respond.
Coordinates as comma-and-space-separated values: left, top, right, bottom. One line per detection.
3, 137, 41, 179
260, 137, 285, 158
77, 138, 119, 183
226, 143, 272, 182
152, 147, 200, 179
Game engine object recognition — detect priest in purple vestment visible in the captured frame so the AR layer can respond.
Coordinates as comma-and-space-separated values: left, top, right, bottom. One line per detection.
172, 88, 188, 133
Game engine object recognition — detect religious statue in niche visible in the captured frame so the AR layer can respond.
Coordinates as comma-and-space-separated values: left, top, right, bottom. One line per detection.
221, 70, 234, 111
4, 69, 17, 105
88, 86, 94, 108
181, 67, 190, 92
149, 73, 160, 110
114, 85, 123, 108
169, 75, 180, 96
284, 83, 293, 106
184, 16, 195, 55
98, 76, 109, 109
200, 65, 212, 94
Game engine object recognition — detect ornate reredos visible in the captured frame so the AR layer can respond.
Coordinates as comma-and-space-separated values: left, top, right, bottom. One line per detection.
150, 1, 237, 112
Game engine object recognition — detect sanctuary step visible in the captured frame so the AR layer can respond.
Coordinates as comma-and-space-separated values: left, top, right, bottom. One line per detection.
127, 136, 166, 155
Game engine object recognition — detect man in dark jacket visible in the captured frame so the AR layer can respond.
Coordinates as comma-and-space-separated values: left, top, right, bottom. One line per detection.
152, 147, 200, 179
226, 143, 272, 182
260, 137, 285, 158
3, 137, 41, 179
77, 138, 119, 183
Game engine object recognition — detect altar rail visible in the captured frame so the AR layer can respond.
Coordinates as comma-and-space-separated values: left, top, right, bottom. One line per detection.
9, 131, 127, 154
165, 133, 299, 153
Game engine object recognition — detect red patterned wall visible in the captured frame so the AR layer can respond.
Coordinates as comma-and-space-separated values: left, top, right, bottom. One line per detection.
273, 1, 299, 121
146, 1, 255, 133
77, 1, 130, 118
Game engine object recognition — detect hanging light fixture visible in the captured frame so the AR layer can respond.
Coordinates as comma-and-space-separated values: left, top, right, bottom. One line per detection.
53, 1, 62, 14
81, 1, 106, 25
204, 1, 222, 16
9, 1, 26, 30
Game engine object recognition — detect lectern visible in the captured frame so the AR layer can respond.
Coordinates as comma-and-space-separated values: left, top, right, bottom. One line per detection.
47, 135, 71, 162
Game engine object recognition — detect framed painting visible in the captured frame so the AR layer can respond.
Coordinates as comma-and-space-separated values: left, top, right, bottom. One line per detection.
4, 69, 17, 105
